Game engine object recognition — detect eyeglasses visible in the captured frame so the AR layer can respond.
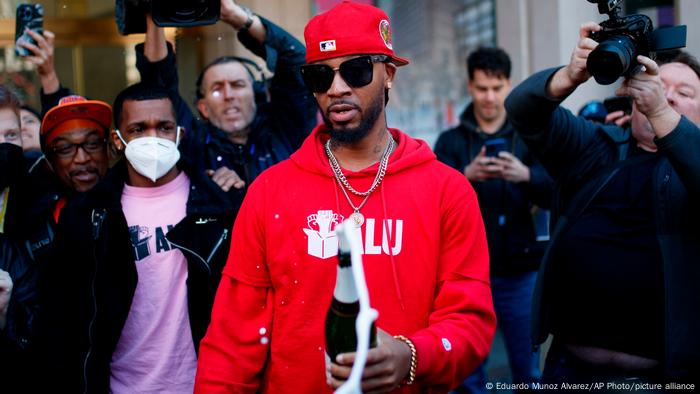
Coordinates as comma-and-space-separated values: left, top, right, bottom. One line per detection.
300, 55, 390, 93
50, 138, 106, 159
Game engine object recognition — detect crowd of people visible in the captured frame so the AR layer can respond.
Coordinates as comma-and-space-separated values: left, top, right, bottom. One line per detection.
0, 0, 698, 393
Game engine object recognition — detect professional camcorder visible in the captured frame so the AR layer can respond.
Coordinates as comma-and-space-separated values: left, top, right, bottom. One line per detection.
586, 0, 687, 85
116, 0, 220, 35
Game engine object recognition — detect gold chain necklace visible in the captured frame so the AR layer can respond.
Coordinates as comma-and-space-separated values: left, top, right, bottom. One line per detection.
325, 134, 395, 227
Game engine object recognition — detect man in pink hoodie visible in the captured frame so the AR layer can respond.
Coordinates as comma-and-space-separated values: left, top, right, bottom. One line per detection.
195, 2, 496, 393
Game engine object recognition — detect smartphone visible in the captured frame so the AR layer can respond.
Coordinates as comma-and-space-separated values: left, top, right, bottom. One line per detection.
603, 96, 632, 116
14, 4, 44, 57
484, 138, 507, 158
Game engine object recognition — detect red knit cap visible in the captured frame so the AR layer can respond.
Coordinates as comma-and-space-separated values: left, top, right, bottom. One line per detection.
304, 1, 409, 66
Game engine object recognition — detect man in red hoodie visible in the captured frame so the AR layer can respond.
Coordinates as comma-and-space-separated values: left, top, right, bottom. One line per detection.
195, 2, 496, 393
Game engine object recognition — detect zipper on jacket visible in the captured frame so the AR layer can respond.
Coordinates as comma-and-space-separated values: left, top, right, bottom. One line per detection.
206, 228, 229, 263
167, 224, 230, 275
84, 209, 105, 393
167, 239, 211, 275
660, 173, 671, 193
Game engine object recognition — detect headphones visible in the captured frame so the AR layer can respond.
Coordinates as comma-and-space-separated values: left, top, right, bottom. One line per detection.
196, 55, 270, 105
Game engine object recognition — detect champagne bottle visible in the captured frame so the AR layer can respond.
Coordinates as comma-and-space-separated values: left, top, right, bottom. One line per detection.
325, 238, 377, 361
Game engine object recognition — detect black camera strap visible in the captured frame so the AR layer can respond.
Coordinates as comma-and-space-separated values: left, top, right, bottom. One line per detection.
533, 150, 656, 346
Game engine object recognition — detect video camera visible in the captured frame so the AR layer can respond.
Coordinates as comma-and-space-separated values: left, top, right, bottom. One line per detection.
586, 0, 687, 85
116, 0, 220, 35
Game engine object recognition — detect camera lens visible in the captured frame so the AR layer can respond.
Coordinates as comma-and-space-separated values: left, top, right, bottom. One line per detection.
166, 0, 210, 22
587, 35, 637, 85
152, 0, 218, 28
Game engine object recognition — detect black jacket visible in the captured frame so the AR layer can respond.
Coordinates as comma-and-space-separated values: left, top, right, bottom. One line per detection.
506, 67, 700, 378
135, 16, 316, 194
434, 105, 552, 275
38, 159, 242, 393
9, 159, 64, 263
2, 155, 57, 350
0, 233, 39, 393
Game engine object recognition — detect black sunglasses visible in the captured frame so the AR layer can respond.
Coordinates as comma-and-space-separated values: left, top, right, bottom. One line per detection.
300, 55, 390, 93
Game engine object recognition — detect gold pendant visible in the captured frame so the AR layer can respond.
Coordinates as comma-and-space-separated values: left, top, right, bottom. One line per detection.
349, 211, 365, 228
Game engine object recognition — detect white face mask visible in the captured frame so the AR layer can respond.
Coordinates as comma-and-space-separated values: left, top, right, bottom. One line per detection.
116, 127, 181, 182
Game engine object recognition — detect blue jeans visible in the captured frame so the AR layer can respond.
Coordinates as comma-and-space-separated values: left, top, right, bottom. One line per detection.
452, 271, 541, 393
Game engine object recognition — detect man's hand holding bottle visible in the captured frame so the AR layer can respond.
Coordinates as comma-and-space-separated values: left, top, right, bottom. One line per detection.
327, 328, 412, 394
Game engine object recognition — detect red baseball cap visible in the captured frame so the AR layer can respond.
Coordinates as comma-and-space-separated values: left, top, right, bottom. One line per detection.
304, 1, 409, 66
41, 95, 112, 146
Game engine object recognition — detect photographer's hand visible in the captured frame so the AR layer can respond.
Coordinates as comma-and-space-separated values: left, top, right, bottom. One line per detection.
616, 55, 680, 139
21, 29, 59, 94
547, 22, 601, 99
605, 110, 632, 127
220, 0, 266, 44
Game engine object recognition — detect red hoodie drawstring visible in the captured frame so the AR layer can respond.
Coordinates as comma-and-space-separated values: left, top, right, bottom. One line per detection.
332, 170, 405, 310
380, 181, 405, 311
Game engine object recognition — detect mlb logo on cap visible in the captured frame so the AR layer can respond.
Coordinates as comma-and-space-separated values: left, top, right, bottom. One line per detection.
320, 40, 336, 52
319, 40, 335, 52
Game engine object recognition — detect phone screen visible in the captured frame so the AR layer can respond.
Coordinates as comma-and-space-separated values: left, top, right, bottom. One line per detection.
15, 4, 44, 57
603, 96, 632, 116
484, 138, 507, 158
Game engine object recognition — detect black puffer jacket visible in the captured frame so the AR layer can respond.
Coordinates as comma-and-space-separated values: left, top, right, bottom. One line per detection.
38, 159, 242, 393
435, 105, 553, 275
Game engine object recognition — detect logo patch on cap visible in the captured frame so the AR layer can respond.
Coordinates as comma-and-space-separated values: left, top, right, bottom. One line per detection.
379, 20, 393, 50
58, 95, 88, 105
320, 40, 336, 52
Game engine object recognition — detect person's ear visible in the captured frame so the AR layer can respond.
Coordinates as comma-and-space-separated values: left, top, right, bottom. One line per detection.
467, 79, 476, 96
384, 62, 397, 89
196, 99, 210, 120
111, 129, 124, 151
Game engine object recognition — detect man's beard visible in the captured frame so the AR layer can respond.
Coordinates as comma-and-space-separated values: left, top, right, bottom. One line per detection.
322, 94, 383, 145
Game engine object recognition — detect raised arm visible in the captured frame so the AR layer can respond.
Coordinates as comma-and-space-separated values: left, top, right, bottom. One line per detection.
505, 22, 617, 181
144, 14, 167, 63
136, 15, 194, 131
220, 0, 316, 148
20, 29, 73, 114
220, 0, 266, 44
546, 22, 602, 99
